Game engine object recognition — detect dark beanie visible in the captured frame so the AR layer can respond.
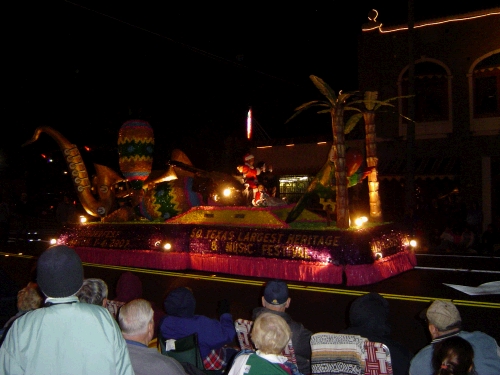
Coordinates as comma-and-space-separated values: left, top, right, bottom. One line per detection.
348, 292, 391, 336
164, 287, 196, 317
37, 245, 84, 298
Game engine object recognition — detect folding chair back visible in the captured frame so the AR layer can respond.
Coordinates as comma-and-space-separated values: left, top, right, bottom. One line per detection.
158, 332, 205, 370
363, 341, 392, 375
310, 332, 367, 375
235, 318, 254, 351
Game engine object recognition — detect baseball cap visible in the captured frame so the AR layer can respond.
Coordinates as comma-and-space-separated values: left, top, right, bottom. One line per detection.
263, 280, 289, 305
421, 300, 462, 331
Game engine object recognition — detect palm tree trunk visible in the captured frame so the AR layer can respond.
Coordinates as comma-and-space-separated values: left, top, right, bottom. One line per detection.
332, 107, 349, 228
363, 111, 383, 222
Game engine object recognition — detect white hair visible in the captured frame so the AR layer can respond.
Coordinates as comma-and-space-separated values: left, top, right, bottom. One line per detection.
118, 298, 154, 336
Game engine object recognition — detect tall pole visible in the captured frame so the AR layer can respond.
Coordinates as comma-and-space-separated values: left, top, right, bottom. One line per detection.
405, 0, 416, 221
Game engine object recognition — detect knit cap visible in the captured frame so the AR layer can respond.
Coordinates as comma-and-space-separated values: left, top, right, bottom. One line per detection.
164, 287, 196, 317
37, 245, 84, 298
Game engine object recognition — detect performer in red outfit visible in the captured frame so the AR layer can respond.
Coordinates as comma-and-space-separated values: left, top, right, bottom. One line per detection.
252, 184, 287, 207
252, 184, 266, 207
237, 154, 261, 206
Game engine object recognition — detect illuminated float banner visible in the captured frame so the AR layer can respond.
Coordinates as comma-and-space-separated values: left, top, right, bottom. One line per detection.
188, 227, 339, 263
59, 223, 410, 266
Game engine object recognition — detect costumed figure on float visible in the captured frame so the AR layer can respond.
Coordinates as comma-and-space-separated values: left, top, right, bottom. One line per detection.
252, 184, 287, 207
236, 154, 261, 206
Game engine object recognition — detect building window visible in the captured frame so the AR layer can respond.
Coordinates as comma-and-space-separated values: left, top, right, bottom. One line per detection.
278, 175, 313, 203
401, 62, 449, 122
473, 53, 500, 118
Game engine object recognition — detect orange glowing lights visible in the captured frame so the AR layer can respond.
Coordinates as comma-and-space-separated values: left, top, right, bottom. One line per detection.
247, 107, 252, 140
362, 8, 500, 34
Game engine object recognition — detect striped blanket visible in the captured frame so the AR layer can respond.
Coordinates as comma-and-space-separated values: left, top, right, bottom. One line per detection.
310, 333, 367, 375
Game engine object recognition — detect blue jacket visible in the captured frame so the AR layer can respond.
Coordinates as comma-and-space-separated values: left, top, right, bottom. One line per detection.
409, 330, 500, 375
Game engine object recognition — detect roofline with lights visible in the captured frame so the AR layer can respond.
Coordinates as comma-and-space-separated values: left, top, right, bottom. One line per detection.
362, 7, 500, 34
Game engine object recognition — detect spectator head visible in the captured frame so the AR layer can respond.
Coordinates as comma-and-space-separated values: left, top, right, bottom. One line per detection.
119, 299, 154, 344
262, 279, 290, 311
163, 286, 196, 318
347, 292, 391, 336
115, 272, 142, 302
251, 312, 291, 355
421, 300, 462, 337
432, 336, 474, 375
17, 284, 42, 312
36, 245, 84, 298
77, 278, 108, 306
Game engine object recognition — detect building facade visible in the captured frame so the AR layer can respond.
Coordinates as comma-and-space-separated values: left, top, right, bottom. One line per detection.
357, 6, 500, 234
250, 7, 500, 243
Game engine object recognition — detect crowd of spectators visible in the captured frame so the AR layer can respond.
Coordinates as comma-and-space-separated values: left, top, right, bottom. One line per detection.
1, 245, 499, 375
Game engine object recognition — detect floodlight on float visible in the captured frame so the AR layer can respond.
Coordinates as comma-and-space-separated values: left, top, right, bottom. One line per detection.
223, 188, 231, 197
153, 240, 172, 251
354, 216, 368, 227
410, 239, 417, 248
50, 238, 57, 245
80, 215, 87, 223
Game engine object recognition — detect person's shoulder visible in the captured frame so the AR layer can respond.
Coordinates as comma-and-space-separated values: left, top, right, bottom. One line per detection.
6, 308, 42, 330
409, 344, 433, 375
460, 330, 499, 344
78, 302, 118, 320
460, 330, 490, 338
276, 310, 302, 327
236, 350, 254, 359
410, 343, 432, 363
128, 344, 186, 373
252, 306, 265, 317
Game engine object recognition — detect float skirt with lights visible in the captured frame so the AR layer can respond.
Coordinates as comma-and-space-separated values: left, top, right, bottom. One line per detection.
57, 206, 417, 286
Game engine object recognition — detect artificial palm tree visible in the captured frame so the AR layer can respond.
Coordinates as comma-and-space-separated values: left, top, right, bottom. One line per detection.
285, 75, 357, 228
346, 91, 413, 222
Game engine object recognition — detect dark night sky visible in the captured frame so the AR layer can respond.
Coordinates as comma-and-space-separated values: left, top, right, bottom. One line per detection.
2, 1, 499, 175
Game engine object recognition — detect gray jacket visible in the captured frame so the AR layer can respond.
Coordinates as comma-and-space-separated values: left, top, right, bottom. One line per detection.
126, 340, 186, 375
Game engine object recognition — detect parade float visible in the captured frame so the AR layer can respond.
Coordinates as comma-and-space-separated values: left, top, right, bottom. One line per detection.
25, 77, 420, 286
22, 118, 416, 286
